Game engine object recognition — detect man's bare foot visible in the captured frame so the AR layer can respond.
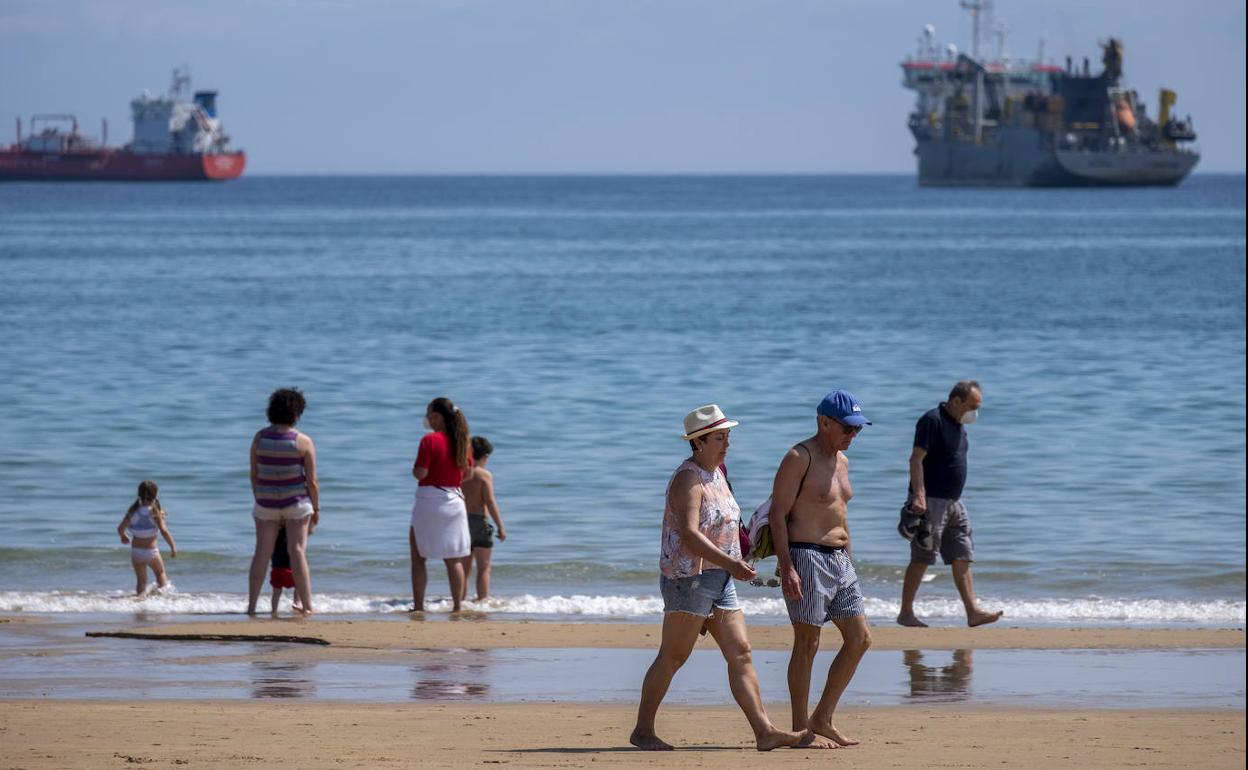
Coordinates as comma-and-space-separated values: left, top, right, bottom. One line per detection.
808, 717, 859, 747
793, 731, 839, 749
755, 727, 804, 752
629, 729, 674, 751
896, 612, 928, 628
968, 609, 1003, 627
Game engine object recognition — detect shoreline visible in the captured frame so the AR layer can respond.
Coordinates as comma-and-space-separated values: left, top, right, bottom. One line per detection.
73, 618, 1248, 651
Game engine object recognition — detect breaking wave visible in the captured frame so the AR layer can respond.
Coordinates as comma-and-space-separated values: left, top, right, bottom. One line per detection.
0, 590, 1242, 625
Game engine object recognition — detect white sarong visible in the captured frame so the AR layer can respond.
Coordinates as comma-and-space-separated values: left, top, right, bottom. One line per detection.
410, 486, 470, 560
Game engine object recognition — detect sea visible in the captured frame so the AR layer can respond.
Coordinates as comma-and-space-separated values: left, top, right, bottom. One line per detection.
0, 175, 1243, 626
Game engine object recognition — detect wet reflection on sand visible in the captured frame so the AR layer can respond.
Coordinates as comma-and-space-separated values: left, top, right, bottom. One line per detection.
903, 649, 972, 703
410, 649, 491, 700
250, 660, 317, 699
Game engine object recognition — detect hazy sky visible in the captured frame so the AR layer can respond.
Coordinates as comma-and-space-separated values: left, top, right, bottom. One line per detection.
2, 0, 1243, 174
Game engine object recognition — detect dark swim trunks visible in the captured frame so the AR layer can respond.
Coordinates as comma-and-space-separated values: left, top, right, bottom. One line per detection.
468, 513, 495, 549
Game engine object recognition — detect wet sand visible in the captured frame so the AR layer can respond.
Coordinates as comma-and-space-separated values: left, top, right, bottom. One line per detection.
1, 618, 1244, 768
82, 618, 1248, 651
1, 700, 1243, 769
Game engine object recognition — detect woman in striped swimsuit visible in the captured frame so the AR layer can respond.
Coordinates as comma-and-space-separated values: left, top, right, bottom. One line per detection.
247, 387, 320, 616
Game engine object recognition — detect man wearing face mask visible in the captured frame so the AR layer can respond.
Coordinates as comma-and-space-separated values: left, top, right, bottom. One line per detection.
897, 381, 1003, 628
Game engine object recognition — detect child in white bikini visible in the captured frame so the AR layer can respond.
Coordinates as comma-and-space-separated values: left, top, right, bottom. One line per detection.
116, 480, 178, 596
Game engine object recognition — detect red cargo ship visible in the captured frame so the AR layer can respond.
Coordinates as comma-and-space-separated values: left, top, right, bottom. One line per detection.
0, 69, 244, 182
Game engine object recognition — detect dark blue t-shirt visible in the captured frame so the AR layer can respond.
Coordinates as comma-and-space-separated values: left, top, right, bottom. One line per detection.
913, 405, 968, 500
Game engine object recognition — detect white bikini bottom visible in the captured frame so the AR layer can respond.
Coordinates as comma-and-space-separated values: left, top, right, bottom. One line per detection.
131, 546, 161, 564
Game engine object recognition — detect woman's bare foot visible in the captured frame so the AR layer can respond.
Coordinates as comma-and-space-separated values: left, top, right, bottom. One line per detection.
896, 612, 928, 627
755, 727, 804, 752
794, 731, 839, 749
968, 609, 1003, 627
807, 715, 859, 747
629, 729, 674, 751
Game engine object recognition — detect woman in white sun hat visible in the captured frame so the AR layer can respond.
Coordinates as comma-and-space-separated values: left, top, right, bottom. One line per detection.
630, 405, 801, 752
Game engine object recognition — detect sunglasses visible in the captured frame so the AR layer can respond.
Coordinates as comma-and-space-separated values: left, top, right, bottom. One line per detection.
834, 419, 863, 435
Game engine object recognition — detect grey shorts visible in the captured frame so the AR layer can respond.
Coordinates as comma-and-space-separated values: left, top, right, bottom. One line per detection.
660, 569, 741, 617
910, 497, 974, 566
784, 543, 865, 626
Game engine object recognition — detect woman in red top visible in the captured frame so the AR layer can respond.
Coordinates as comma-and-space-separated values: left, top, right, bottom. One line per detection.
410, 396, 474, 612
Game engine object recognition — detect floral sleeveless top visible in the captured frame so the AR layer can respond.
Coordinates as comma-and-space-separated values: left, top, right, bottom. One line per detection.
659, 459, 742, 579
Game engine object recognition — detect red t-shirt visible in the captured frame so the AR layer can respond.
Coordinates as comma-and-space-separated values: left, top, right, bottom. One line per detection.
415, 431, 472, 487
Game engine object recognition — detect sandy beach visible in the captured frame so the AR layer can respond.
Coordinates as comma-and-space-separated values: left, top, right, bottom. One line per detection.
1, 700, 1242, 769
1, 617, 1244, 768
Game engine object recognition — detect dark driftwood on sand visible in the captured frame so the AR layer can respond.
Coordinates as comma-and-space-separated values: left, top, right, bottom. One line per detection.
86, 631, 330, 646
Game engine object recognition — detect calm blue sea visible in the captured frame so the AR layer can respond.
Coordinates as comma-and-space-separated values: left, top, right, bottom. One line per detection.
0, 175, 1243, 625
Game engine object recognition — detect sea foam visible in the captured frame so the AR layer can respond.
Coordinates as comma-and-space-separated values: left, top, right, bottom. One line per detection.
0, 590, 1242, 625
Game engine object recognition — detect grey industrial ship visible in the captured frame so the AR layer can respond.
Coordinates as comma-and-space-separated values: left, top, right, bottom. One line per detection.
902, 1, 1198, 186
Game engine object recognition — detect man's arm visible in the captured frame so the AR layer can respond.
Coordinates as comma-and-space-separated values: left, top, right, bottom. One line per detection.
769, 446, 808, 600
908, 447, 927, 513
670, 470, 755, 581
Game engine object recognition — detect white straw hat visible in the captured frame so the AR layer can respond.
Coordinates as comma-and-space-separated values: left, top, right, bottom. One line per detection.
682, 404, 739, 441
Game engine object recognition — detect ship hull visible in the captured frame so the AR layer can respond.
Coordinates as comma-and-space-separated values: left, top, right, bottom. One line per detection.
0, 150, 245, 181
915, 128, 1197, 187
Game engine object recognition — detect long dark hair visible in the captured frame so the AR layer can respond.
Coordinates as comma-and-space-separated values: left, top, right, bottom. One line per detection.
428, 397, 471, 471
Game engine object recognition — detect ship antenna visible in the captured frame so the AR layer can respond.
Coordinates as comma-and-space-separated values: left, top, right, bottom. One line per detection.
959, 0, 993, 60
170, 65, 192, 100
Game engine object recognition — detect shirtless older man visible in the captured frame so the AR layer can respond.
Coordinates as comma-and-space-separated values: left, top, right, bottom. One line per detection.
769, 389, 872, 748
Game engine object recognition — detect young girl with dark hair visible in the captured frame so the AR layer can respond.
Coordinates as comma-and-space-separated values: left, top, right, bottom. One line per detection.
409, 396, 474, 613
116, 480, 178, 596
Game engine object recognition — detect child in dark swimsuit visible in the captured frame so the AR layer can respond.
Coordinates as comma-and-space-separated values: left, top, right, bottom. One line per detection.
460, 436, 507, 602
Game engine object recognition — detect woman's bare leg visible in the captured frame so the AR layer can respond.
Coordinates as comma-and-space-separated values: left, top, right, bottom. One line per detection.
409, 527, 427, 612
286, 516, 314, 614
706, 609, 803, 751
631, 611, 706, 750
247, 519, 281, 615
443, 558, 465, 612
458, 555, 474, 603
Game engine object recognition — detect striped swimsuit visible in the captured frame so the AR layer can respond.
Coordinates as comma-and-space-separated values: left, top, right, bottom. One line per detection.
253, 428, 311, 516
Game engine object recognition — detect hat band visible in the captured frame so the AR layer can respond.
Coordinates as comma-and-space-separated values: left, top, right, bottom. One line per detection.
689, 417, 730, 435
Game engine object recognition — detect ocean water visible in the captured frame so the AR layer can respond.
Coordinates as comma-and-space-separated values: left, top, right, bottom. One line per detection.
0, 175, 1243, 625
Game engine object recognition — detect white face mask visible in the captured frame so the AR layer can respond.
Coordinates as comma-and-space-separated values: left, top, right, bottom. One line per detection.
960, 409, 978, 425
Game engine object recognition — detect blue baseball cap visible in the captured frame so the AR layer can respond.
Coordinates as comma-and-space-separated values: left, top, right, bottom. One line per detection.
816, 389, 871, 426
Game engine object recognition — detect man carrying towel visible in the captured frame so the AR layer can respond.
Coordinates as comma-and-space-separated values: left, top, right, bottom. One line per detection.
896, 380, 1003, 628
769, 390, 872, 749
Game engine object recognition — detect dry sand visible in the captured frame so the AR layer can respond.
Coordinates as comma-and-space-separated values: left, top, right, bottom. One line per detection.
0, 700, 1242, 769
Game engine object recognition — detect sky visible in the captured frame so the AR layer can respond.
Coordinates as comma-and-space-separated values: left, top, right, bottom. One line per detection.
1, 0, 1244, 174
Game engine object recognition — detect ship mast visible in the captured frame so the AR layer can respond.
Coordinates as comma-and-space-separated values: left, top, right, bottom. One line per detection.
959, 0, 993, 60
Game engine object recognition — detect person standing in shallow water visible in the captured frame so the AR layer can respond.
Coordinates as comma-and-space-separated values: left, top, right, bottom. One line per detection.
459, 436, 507, 603
631, 405, 801, 753
247, 387, 319, 616
897, 380, 1003, 628
409, 397, 474, 613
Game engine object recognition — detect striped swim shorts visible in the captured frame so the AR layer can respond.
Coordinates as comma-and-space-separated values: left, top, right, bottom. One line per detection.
784, 542, 865, 626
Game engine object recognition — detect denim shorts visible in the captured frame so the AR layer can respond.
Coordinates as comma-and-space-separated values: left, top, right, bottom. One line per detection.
660, 569, 741, 617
